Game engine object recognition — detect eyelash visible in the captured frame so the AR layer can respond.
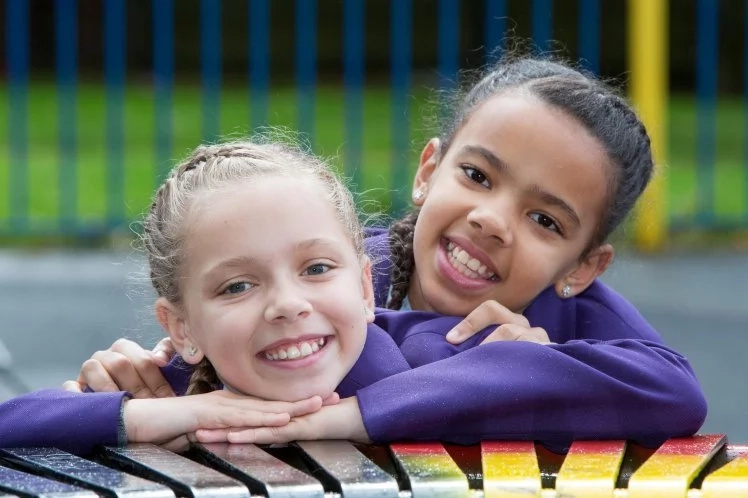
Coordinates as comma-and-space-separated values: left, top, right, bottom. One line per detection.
529, 212, 563, 235
460, 164, 490, 188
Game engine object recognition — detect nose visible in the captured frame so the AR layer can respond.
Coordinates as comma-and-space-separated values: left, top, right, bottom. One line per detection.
466, 204, 514, 246
263, 280, 313, 324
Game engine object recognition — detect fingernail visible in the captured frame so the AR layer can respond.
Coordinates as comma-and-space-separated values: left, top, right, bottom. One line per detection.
446, 329, 459, 341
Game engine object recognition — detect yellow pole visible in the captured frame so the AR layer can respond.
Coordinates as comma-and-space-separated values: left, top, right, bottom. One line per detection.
628, 0, 668, 250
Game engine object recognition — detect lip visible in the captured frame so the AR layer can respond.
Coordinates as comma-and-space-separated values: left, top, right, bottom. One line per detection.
436, 236, 500, 291
261, 334, 330, 353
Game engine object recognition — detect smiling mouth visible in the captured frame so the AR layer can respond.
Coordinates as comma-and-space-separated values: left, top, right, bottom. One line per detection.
446, 240, 498, 281
263, 337, 327, 361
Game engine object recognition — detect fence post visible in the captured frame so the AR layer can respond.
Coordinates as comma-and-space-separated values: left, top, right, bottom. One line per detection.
628, 0, 668, 250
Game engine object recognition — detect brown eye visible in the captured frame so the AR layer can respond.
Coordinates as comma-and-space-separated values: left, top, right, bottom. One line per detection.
530, 212, 562, 234
461, 165, 489, 187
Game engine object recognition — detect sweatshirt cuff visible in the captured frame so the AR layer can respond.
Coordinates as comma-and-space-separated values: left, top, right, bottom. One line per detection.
118, 393, 133, 446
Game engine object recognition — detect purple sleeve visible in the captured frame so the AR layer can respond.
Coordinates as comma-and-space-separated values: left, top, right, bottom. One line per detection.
336, 324, 410, 398
0, 389, 128, 455
357, 338, 706, 448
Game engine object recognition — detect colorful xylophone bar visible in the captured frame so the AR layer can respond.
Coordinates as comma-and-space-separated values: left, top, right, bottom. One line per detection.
0, 434, 747, 497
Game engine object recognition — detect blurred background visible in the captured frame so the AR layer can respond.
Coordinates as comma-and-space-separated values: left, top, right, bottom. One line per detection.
1, 0, 747, 442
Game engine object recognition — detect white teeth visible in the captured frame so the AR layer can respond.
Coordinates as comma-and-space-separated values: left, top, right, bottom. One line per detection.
446, 241, 497, 280
264, 338, 326, 361
287, 346, 301, 359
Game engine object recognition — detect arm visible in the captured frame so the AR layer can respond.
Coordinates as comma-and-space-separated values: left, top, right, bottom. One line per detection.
0, 389, 127, 455
356, 337, 706, 448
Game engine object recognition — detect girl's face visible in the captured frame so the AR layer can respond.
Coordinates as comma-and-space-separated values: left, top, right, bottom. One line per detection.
161, 175, 373, 401
409, 92, 613, 316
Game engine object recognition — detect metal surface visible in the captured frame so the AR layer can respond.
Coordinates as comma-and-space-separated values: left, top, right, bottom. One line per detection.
0, 464, 98, 498
99, 444, 249, 498
296, 440, 400, 497
194, 443, 324, 498
0, 448, 174, 498
2, 436, 748, 496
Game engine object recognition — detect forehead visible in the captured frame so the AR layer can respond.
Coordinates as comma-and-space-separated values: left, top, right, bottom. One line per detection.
449, 92, 611, 226
184, 175, 353, 261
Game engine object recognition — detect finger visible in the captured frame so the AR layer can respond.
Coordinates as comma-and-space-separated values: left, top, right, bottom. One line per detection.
288, 396, 323, 417
446, 301, 529, 344
227, 425, 296, 445
78, 358, 124, 393
161, 435, 190, 452
108, 340, 176, 398
480, 324, 550, 345
207, 410, 291, 430
322, 393, 340, 406
88, 351, 155, 398
193, 428, 231, 443
150, 337, 176, 366
61, 380, 84, 393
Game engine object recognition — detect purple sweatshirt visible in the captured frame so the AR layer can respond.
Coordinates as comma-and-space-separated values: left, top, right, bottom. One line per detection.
0, 228, 707, 454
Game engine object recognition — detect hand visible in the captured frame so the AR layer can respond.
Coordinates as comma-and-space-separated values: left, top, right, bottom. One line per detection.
193, 396, 368, 445
445, 300, 552, 345
124, 390, 324, 447
62, 338, 176, 398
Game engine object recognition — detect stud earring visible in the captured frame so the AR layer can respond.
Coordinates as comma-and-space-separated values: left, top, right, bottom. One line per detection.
561, 284, 572, 299
187, 344, 198, 357
413, 189, 425, 202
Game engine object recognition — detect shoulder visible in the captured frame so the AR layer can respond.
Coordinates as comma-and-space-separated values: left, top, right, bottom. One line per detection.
525, 280, 662, 343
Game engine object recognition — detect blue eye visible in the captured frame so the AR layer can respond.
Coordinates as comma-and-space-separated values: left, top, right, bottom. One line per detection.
461, 165, 489, 187
530, 212, 562, 234
303, 263, 331, 276
223, 281, 253, 295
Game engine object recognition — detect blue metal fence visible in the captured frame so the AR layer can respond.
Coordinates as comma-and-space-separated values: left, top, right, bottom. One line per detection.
1, 0, 744, 240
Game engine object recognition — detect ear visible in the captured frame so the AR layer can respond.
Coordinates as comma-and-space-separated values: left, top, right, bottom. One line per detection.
154, 297, 204, 364
360, 257, 376, 323
554, 244, 615, 298
412, 138, 441, 206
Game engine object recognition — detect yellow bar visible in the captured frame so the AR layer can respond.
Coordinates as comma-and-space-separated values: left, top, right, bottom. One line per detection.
555, 440, 626, 498
701, 445, 748, 498
627, 434, 726, 498
628, 0, 668, 250
481, 441, 542, 498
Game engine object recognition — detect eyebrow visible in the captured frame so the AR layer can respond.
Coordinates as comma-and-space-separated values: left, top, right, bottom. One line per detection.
460, 145, 581, 229
460, 145, 509, 175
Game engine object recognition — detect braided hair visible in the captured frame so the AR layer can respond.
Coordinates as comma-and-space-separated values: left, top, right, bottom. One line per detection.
141, 138, 365, 394
387, 56, 654, 309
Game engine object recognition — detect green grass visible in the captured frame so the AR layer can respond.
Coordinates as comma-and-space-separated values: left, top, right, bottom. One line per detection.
0, 83, 746, 239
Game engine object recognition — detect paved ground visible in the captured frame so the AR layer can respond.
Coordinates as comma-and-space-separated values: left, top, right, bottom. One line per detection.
1, 248, 746, 442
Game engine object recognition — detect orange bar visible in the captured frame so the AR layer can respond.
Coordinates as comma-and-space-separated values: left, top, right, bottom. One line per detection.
555, 440, 626, 498
481, 441, 542, 498
627, 434, 727, 498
